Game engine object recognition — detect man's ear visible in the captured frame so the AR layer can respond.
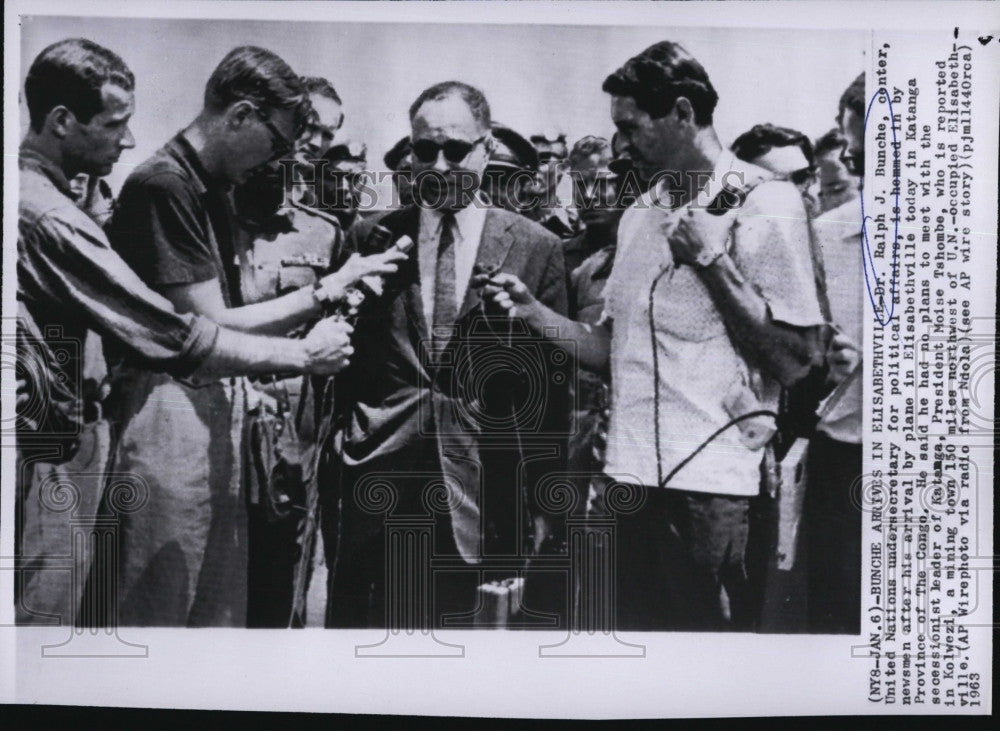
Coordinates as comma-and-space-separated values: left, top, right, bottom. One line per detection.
673, 97, 696, 126
46, 106, 74, 139
227, 100, 256, 129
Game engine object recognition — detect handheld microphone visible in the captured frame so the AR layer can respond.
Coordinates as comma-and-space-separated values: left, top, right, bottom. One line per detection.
329, 224, 415, 321
705, 183, 748, 216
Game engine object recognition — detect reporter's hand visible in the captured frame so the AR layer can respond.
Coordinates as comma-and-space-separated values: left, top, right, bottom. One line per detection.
826, 329, 861, 384
302, 316, 354, 375
316, 249, 410, 303
668, 204, 739, 268
472, 272, 536, 318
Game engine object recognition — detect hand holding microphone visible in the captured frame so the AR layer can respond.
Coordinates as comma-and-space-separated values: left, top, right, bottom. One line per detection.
313, 244, 411, 307
667, 181, 753, 268
472, 268, 536, 319
304, 228, 414, 374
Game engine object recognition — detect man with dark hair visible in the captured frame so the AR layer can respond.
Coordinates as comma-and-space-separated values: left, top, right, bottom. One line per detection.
322, 80, 570, 629
562, 136, 623, 274
16, 39, 358, 627
291, 75, 347, 208
837, 73, 866, 176
482, 123, 541, 219
802, 75, 865, 634
482, 40, 825, 631
530, 130, 578, 239
731, 123, 818, 214
814, 129, 858, 214
101, 45, 398, 627
299, 76, 344, 162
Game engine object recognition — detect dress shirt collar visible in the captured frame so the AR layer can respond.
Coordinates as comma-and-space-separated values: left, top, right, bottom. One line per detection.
650, 148, 738, 211
19, 146, 76, 200
420, 192, 488, 242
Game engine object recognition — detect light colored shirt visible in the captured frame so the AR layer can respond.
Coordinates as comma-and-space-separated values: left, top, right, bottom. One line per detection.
814, 196, 863, 443
418, 199, 488, 327
601, 150, 824, 495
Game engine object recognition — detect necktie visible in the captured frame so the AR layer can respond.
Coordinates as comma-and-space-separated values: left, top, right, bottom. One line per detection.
432, 212, 458, 345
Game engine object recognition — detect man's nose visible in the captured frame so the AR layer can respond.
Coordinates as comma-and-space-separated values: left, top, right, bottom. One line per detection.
431, 149, 451, 173
121, 126, 136, 149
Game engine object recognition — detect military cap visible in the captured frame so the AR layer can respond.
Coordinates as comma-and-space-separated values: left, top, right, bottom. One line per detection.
489, 124, 539, 173
384, 135, 411, 171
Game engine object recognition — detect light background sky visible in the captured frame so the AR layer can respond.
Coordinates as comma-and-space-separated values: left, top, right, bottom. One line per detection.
20, 15, 863, 198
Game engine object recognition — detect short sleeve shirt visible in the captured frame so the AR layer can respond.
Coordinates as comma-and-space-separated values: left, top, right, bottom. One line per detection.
108, 133, 242, 307
602, 151, 824, 495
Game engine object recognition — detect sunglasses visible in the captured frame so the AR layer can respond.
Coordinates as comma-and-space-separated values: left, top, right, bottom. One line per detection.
608, 158, 634, 176
411, 135, 487, 164
788, 167, 817, 186
252, 105, 296, 159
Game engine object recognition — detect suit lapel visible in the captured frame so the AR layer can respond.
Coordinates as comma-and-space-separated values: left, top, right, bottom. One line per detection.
457, 208, 516, 321
381, 206, 429, 345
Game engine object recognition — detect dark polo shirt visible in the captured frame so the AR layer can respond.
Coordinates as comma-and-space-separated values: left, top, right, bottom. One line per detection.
108, 133, 242, 308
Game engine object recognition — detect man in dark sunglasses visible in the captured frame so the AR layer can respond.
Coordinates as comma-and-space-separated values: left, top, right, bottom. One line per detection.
321, 80, 571, 631
407, 89, 493, 213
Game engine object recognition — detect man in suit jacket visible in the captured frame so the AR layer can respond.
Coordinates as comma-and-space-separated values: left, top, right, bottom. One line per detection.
320, 81, 570, 629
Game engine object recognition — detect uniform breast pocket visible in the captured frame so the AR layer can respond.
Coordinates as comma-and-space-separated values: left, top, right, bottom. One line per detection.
653, 266, 726, 342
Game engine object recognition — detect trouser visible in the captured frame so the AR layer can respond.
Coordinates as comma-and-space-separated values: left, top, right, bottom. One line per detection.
321, 444, 481, 630
15, 421, 112, 626
612, 486, 752, 632
804, 432, 862, 634
246, 506, 302, 628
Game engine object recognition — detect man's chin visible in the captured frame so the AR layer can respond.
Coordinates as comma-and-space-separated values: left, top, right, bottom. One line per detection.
92, 161, 116, 178
417, 189, 474, 212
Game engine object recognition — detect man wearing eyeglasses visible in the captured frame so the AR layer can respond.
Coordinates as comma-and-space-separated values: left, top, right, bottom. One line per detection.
321, 80, 571, 629
101, 47, 400, 627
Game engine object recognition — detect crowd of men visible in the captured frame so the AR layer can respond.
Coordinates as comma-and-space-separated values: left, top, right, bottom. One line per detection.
15, 36, 866, 633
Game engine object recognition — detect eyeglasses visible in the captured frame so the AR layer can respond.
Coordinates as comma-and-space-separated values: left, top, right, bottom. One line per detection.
411, 135, 487, 164
608, 158, 634, 177
788, 166, 817, 186
252, 105, 296, 160
841, 153, 863, 177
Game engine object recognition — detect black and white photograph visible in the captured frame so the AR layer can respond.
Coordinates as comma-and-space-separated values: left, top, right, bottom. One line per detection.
2, 0, 995, 720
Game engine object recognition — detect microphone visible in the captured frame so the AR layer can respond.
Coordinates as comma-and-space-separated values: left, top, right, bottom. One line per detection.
325, 224, 414, 321
705, 183, 748, 216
